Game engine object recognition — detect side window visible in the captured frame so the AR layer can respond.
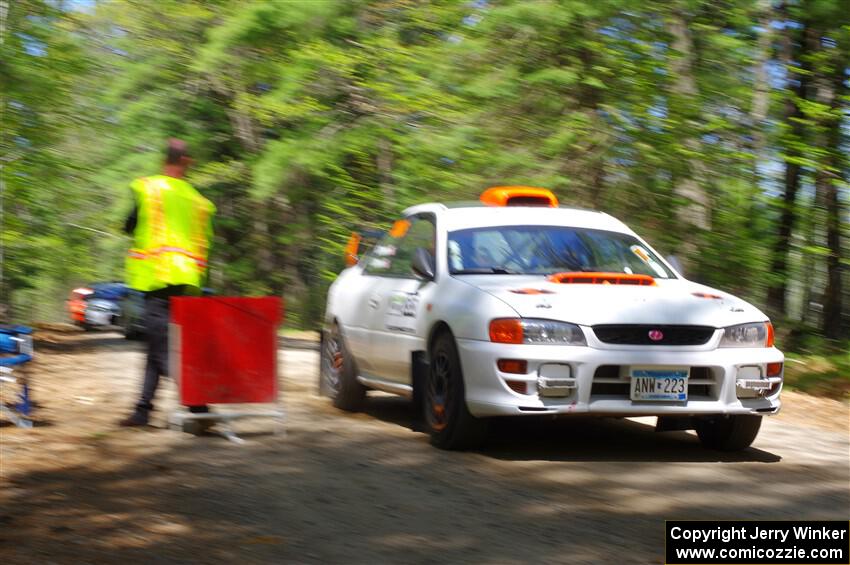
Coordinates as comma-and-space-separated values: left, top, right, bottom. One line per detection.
388, 216, 436, 277
364, 216, 436, 277
364, 220, 407, 275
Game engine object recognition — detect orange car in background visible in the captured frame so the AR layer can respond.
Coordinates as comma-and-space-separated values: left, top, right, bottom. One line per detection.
67, 287, 94, 326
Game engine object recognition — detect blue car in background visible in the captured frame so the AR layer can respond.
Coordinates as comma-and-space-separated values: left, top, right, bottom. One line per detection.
67, 282, 129, 332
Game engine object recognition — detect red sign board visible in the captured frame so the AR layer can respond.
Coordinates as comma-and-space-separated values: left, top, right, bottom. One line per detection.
170, 297, 282, 405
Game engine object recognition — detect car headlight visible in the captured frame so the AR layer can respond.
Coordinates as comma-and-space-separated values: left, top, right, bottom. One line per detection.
489, 318, 587, 345
720, 322, 774, 348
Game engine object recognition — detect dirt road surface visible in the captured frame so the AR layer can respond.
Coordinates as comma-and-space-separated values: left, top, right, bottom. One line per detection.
1, 331, 848, 564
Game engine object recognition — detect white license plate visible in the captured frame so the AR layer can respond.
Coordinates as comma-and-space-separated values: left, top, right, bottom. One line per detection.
630, 367, 688, 401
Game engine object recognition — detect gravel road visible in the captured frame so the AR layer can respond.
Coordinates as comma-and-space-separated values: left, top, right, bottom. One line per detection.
1, 331, 848, 564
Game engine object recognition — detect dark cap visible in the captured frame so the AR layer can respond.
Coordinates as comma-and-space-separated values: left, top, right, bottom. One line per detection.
165, 138, 189, 165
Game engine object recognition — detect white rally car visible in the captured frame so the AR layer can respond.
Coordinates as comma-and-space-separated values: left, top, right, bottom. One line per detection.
321, 187, 783, 450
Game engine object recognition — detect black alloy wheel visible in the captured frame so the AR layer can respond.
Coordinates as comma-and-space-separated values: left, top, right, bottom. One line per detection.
425, 331, 488, 450
320, 324, 365, 411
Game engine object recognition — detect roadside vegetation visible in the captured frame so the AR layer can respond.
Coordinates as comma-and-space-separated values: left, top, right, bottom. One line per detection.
783, 332, 850, 399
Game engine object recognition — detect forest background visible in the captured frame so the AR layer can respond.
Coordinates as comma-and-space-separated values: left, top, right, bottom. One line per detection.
1, 0, 848, 386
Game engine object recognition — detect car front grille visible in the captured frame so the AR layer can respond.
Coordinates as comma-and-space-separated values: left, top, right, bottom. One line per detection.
590, 365, 719, 400
592, 325, 715, 346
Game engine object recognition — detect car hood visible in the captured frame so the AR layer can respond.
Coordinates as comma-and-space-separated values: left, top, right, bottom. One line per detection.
464, 276, 766, 327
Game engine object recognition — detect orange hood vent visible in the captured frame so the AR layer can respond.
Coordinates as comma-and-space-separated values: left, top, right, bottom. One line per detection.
547, 272, 656, 286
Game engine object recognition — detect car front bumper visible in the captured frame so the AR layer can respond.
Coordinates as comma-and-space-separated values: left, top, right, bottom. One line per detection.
85, 309, 115, 326
456, 339, 784, 418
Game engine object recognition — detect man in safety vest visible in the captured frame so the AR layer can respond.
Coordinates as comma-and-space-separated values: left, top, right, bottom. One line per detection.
120, 139, 216, 427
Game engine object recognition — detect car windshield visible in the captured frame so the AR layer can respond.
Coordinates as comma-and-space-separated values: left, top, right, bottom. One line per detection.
447, 225, 675, 278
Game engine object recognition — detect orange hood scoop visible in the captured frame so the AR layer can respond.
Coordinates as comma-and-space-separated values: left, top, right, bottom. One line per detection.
547, 272, 656, 286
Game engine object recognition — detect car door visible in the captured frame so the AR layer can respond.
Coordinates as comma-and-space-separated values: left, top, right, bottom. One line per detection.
353, 218, 417, 376
333, 265, 382, 373
366, 214, 437, 383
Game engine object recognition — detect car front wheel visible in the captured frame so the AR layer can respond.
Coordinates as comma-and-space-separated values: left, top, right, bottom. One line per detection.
122, 316, 138, 340
320, 324, 365, 411
695, 414, 762, 451
425, 332, 488, 450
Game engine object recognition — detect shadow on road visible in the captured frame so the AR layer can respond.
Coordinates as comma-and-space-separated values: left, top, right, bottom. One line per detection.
0, 418, 54, 429
362, 393, 781, 464
34, 330, 141, 352
0, 417, 841, 564
481, 417, 781, 463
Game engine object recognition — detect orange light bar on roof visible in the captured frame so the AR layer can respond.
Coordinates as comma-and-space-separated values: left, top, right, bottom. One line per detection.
547, 272, 657, 286
480, 186, 558, 208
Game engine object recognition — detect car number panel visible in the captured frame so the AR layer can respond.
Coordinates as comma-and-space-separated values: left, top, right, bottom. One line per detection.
384, 290, 419, 334
629, 367, 689, 401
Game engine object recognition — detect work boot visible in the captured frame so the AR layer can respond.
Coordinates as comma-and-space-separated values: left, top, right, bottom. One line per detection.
119, 409, 150, 427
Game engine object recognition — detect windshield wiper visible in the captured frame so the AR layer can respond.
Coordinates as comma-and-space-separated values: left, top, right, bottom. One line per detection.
452, 267, 520, 275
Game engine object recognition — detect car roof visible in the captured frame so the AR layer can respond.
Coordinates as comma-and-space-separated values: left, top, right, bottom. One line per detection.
402, 203, 635, 235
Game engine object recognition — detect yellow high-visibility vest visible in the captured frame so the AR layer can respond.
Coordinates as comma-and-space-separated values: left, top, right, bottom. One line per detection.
125, 175, 215, 292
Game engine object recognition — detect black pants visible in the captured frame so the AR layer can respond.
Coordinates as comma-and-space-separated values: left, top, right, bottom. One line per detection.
136, 286, 206, 413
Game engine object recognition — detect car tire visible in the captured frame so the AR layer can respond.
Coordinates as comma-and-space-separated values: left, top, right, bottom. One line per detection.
425, 331, 488, 450
122, 319, 137, 340
123, 317, 142, 340
320, 324, 366, 412
695, 414, 762, 451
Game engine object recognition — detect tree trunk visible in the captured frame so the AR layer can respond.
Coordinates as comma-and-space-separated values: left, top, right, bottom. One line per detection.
574, 20, 608, 210
377, 137, 394, 206
820, 58, 847, 339
765, 18, 811, 317
821, 173, 842, 338
254, 212, 274, 279
798, 210, 816, 327
228, 108, 260, 153
749, 0, 773, 179
666, 9, 710, 264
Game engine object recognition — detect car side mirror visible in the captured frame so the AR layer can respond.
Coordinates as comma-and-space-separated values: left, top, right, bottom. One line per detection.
412, 247, 435, 281
344, 232, 362, 267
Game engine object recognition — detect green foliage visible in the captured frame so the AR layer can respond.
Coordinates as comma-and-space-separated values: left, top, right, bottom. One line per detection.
0, 0, 847, 344
784, 348, 850, 399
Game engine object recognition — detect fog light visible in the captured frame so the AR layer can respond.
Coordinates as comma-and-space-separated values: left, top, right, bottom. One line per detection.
497, 359, 528, 374
537, 364, 576, 397
766, 362, 783, 377
736, 365, 763, 399
505, 379, 528, 394
737, 365, 761, 380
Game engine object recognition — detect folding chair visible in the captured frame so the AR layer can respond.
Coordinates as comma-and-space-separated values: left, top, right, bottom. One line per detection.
0, 325, 34, 428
